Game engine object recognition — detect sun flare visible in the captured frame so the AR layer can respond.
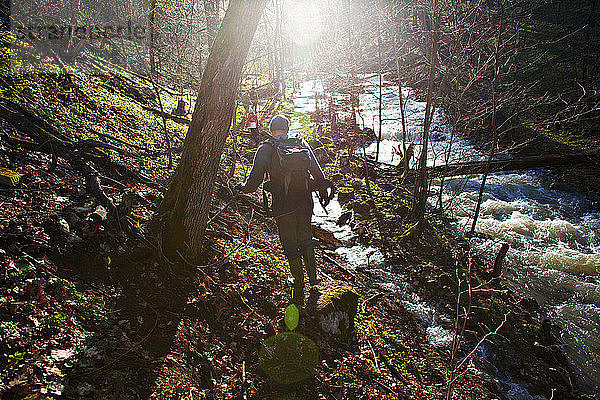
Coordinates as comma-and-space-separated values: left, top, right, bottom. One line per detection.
283, 0, 325, 46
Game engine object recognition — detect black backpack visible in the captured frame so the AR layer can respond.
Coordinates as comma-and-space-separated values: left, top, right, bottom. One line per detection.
268, 136, 311, 197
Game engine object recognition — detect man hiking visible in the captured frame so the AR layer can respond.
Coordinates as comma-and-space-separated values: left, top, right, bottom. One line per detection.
234, 115, 333, 308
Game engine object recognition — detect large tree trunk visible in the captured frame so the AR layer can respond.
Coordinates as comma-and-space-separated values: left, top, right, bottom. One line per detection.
158, 0, 267, 263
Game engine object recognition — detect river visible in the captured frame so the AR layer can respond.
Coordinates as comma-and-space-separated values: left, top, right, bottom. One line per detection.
291, 76, 600, 395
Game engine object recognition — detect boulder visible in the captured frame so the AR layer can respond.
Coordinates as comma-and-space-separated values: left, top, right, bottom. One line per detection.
57, 218, 70, 235
336, 211, 352, 226
308, 280, 359, 341
337, 186, 355, 204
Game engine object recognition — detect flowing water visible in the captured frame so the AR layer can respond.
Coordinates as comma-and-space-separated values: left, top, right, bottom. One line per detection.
291, 77, 600, 394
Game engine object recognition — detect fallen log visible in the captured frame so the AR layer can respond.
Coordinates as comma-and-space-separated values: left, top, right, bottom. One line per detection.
94, 131, 183, 157
141, 105, 191, 125
0, 99, 157, 236
312, 226, 343, 247
0, 99, 161, 189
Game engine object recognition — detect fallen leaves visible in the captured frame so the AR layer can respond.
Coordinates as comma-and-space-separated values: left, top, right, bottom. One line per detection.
50, 348, 75, 362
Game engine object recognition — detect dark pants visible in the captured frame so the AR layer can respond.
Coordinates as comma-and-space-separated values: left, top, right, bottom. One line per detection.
275, 210, 313, 258
275, 210, 317, 304
249, 128, 260, 147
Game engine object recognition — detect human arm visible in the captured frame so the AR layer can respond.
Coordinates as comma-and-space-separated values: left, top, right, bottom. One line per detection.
237, 144, 271, 193
302, 139, 326, 183
302, 139, 334, 204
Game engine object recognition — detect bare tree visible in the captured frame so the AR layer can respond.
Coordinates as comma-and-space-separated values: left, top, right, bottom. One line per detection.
412, 0, 439, 221
158, 0, 267, 263
470, 0, 503, 236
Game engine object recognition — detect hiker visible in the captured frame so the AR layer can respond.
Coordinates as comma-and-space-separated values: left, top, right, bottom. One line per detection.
245, 113, 260, 147
172, 99, 186, 116
234, 115, 334, 308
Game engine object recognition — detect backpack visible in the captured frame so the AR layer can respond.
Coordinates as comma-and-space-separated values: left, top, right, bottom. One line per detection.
268, 136, 311, 198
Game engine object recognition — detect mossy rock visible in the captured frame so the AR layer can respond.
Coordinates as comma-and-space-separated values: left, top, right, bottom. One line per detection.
331, 173, 344, 182
309, 280, 359, 341
392, 203, 410, 218
337, 186, 355, 204
351, 199, 375, 216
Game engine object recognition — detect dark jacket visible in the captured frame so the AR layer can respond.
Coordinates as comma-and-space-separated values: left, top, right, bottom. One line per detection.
240, 134, 326, 216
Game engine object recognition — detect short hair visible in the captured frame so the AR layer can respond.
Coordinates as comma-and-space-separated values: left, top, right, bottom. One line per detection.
269, 115, 289, 132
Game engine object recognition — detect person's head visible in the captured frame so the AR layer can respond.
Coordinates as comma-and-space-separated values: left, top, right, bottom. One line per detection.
269, 115, 289, 136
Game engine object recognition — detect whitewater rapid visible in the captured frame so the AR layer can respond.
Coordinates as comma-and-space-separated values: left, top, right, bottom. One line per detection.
291, 77, 600, 394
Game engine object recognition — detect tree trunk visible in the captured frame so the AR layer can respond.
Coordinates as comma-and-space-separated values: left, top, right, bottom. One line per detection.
470, 0, 503, 236
149, 0, 157, 77
412, 0, 439, 220
375, 4, 383, 163
158, 0, 267, 263
393, 30, 408, 175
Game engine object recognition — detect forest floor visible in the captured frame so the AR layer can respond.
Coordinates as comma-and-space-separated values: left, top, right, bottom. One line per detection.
0, 50, 594, 399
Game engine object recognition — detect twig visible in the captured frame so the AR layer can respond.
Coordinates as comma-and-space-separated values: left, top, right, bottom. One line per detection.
313, 375, 340, 400
367, 339, 380, 372
242, 360, 247, 400
321, 252, 356, 280
448, 312, 509, 388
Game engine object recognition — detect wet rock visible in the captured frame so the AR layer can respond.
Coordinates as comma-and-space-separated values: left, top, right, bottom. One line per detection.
309, 280, 359, 340
57, 218, 70, 235
337, 211, 352, 226
518, 297, 539, 312
90, 206, 108, 223
337, 186, 355, 204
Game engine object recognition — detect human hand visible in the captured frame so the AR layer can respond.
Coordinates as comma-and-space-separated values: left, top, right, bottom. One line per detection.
318, 179, 335, 207
319, 188, 329, 204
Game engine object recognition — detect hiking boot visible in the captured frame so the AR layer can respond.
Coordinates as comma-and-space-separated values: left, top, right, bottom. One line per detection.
302, 247, 318, 286
305, 285, 320, 313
